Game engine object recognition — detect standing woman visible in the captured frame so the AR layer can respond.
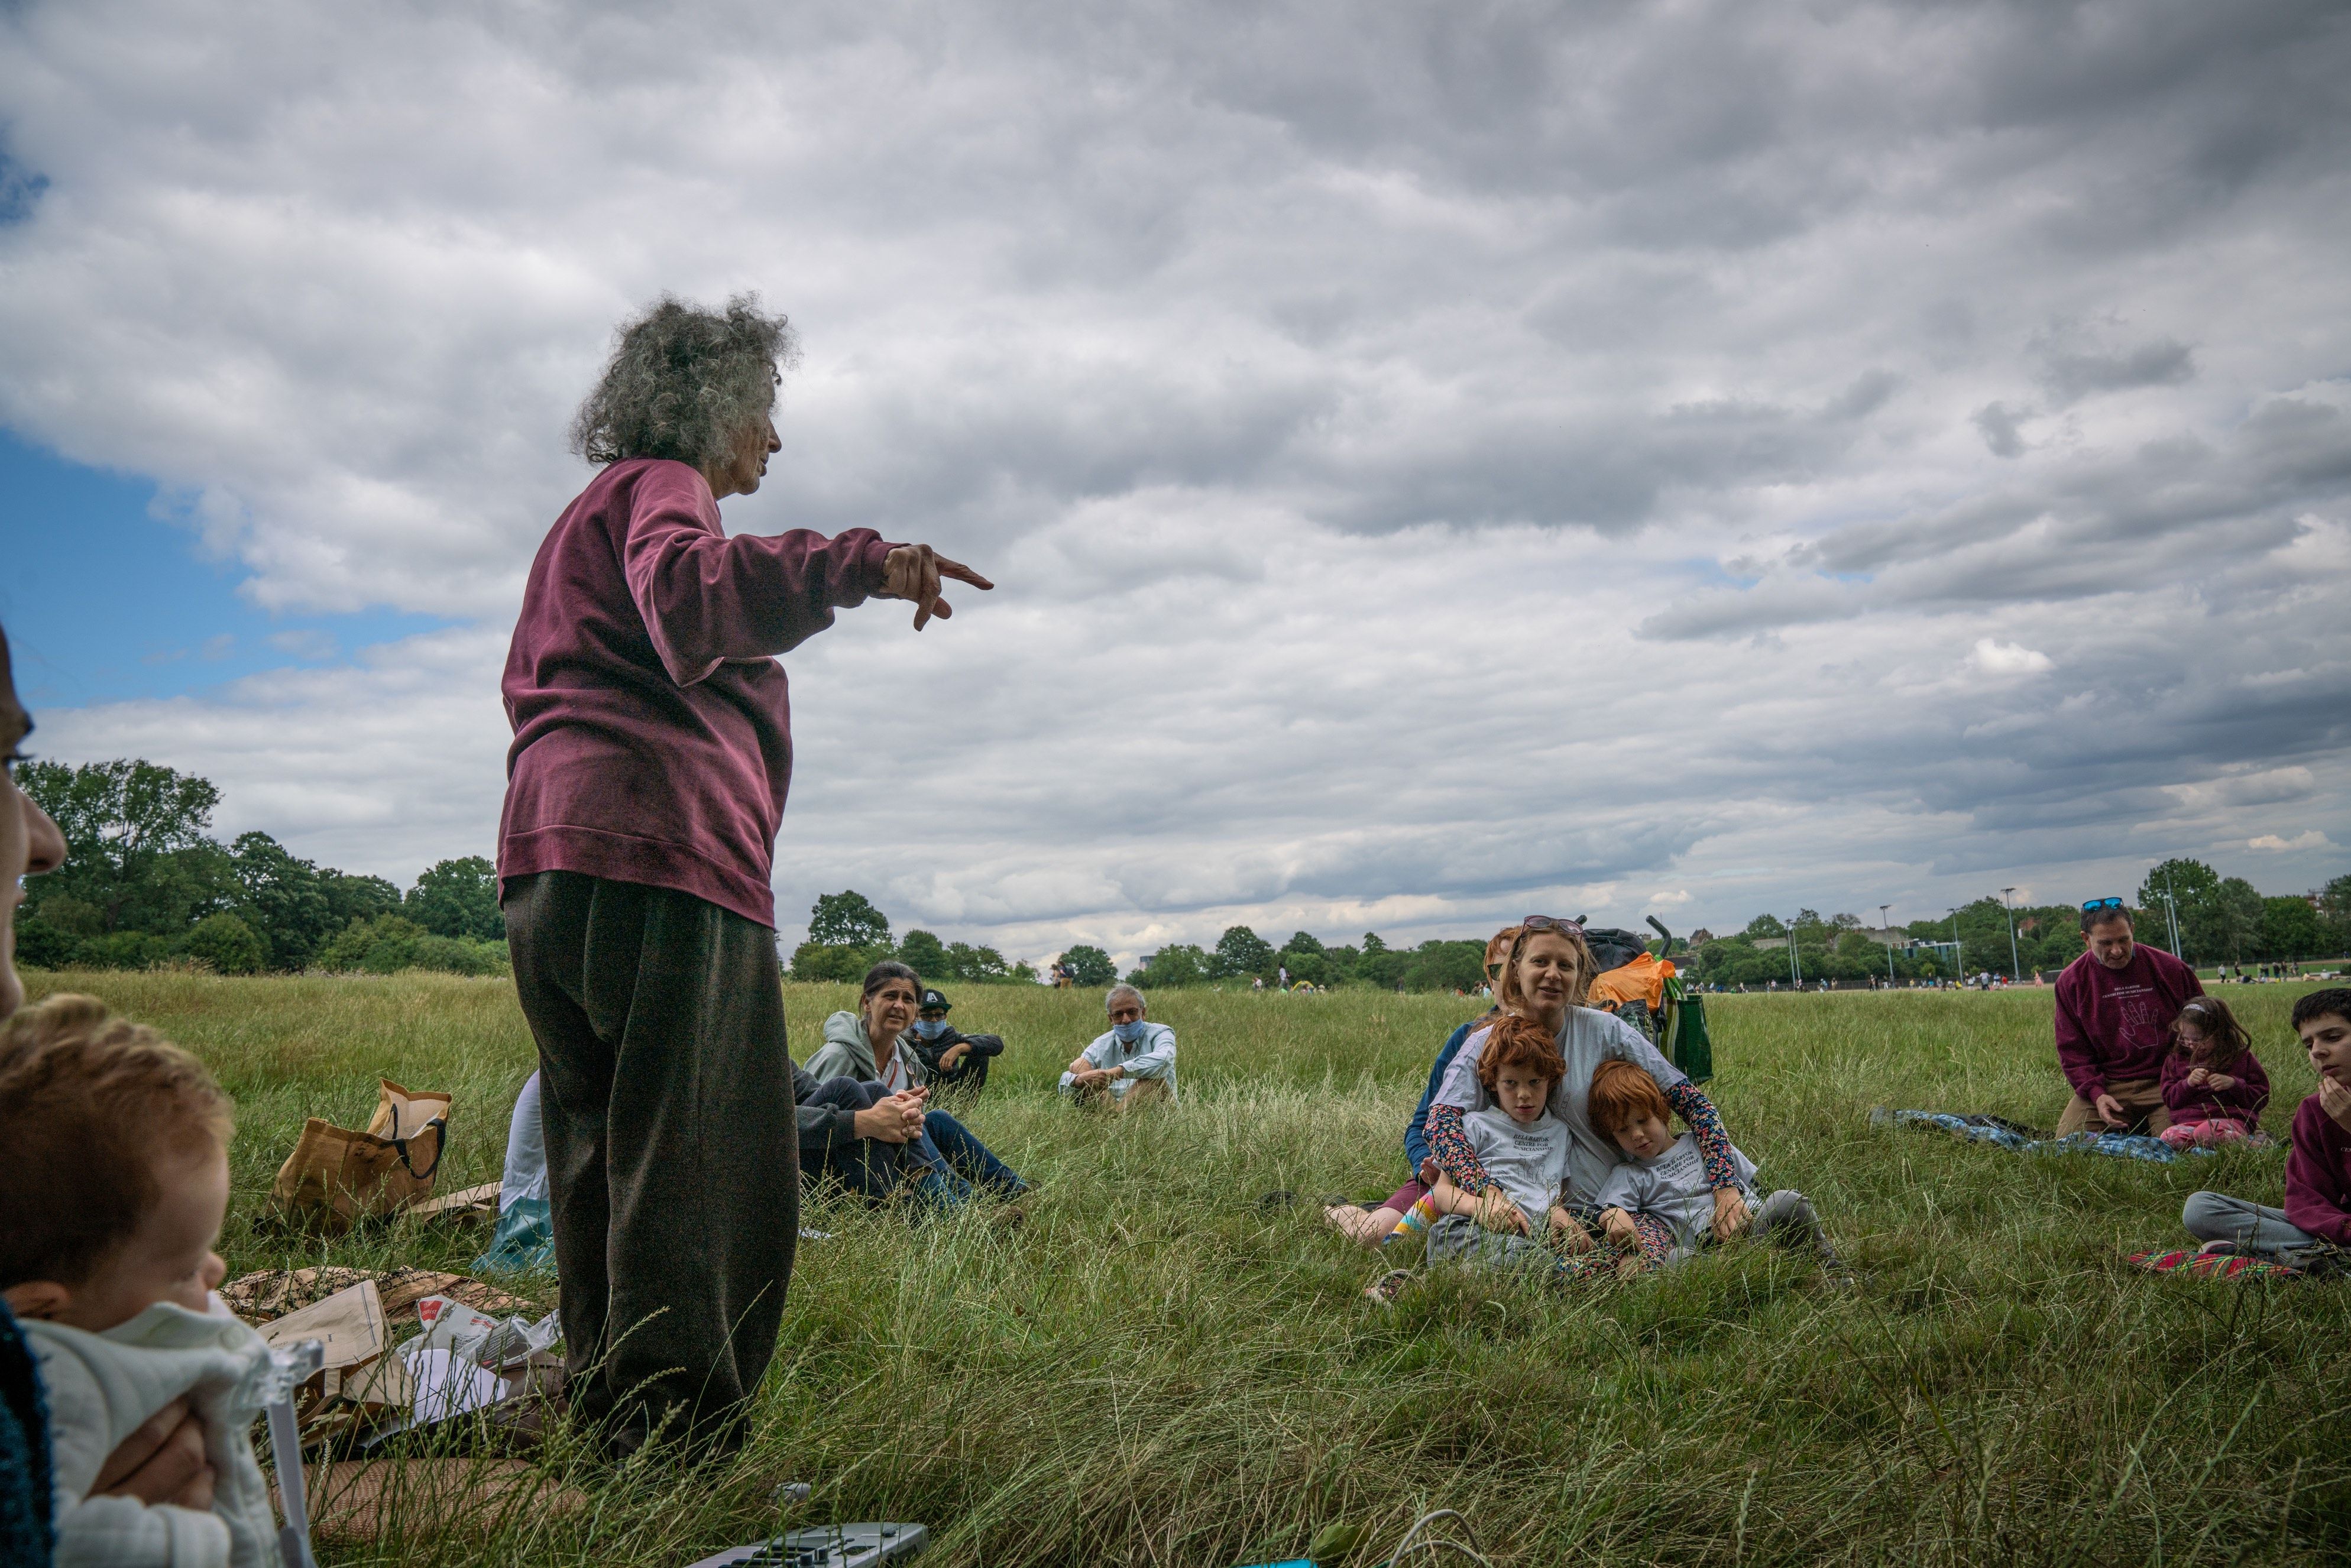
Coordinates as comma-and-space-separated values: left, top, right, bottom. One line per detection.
499, 296, 990, 1459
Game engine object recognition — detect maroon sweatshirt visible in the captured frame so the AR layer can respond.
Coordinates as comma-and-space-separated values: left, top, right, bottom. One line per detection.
2284, 1094, 2351, 1247
2158, 1047, 2270, 1128
2051, 944, 2203, 1100
498, 458, 898, 928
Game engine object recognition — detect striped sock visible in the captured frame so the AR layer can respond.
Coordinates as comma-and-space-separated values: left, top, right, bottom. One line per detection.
1384, 1193, 1441, 1245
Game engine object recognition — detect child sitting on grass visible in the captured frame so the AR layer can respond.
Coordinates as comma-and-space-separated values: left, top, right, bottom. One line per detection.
2183, 987, 2351, 1261
2158, 994, 2270, 1149
1418, 1016, 1588, 1277
1586, 1059, 1837, 1274
1, 995, 284, 1567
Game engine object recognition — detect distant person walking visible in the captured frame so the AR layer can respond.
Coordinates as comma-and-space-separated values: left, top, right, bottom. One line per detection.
497, 294, 990, 1459
2053, 899, 2202, 1136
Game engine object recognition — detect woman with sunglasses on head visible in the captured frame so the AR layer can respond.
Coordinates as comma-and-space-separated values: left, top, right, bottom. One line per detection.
1421, 918, 1751, 1258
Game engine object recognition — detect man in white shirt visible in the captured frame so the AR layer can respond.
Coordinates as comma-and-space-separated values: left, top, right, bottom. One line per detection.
1061, 984, 1178, 1108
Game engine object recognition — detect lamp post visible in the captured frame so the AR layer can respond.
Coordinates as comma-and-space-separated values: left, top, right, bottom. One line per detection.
2161, 866, 2185, 961
1787, 916, 1802, 988
1880, 903, 1896, 983
2000, 887, 2022, 982
1947, 907, 1964, 983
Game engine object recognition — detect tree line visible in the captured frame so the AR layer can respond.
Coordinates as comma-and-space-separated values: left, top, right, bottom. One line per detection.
1685, 859, 2350, 987
17, 759, 509, 976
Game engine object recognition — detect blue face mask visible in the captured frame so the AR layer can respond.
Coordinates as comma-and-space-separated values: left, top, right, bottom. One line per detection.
914, 1018, 950, 1040
1112, 1019, 1149, 1046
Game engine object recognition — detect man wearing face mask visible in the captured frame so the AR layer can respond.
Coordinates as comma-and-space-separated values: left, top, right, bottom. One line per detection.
905, 989, 1005, 1102
1060, 984, 1178, 1108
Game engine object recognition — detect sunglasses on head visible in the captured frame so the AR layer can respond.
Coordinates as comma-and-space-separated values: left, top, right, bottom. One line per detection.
1520, 915, 1583, 934
2083, 897, 2124, 912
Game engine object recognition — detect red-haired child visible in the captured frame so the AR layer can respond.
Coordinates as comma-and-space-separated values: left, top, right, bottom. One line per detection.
1586, 1059, 1837, 1273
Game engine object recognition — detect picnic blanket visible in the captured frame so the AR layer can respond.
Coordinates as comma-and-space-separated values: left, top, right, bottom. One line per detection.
1875, 1108, 2213, 1164
2127, 1249, 2302, 1281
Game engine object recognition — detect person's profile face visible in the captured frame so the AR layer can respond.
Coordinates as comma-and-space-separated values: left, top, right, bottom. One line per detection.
2301, 1013, 2351, 1084
2084, 918, 2135, 970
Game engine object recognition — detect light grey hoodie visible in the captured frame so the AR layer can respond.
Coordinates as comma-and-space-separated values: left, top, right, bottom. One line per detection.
804, 1009, 927, 1092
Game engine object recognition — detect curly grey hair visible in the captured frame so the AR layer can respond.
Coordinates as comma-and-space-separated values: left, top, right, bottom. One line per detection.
569, 293, 798, 472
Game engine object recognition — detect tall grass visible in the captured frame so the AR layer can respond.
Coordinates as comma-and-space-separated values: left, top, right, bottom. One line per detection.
25, 972, 2351, 1566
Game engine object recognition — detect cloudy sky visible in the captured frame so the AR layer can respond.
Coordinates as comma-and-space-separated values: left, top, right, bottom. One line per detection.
3, 0, 2347, 967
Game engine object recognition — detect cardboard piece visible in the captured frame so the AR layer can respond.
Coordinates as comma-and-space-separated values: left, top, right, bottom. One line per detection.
408, 1181, 500, 1225
276, 1459, 585, 1546
258, 1280, 387, 1371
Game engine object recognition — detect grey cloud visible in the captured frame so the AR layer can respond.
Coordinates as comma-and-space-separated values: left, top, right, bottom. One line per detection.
7, 0, 2351, 959
1973, 401, 2029, 458
2031, 326, 2196, 405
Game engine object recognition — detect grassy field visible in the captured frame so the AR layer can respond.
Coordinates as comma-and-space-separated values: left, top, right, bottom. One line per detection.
23, 971, 2351, 1567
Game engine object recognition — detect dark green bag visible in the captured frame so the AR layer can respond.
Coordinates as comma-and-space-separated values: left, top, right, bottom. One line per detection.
1660, 979, 1714, 1083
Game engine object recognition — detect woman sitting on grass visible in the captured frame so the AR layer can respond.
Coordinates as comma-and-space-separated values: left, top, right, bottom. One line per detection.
1424, 919, 1750, 1256
2158, 995, 2270, 1149
806, 961, 1028, 1209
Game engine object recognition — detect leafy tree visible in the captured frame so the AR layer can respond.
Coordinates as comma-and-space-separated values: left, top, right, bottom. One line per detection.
20, 759, 225, 932
899, 929, 948, 978
319, 915, 507, 976
180, 912, 267, 976
2258, 896, 2330, 960
1362, 931, 1388, 955
809, 890, 891, 949
404, 856, 504, 942
1398, 939, 1485, 993
791, 941, 884, 983
1058, 945, 1116, 988
1127, 943, 1209, 990
1744, 913, 1786, 938
2138, 859, 2221, 962
1831, 912, 1863, 931
229, 831, 333, 970
2319, 875, 2351, 950
943, 941, 1010, 982
321, 870, 402, 931
1210, 925, 1274, 980
2211, 877, 2265, 965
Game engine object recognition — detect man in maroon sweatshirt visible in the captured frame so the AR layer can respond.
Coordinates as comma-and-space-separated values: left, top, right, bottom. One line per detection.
2051, 902, 2202, 1136
500, 295, 989, 1459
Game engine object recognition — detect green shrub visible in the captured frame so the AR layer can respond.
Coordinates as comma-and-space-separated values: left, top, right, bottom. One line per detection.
179, 912, 267, 976
316, 914, 508, 976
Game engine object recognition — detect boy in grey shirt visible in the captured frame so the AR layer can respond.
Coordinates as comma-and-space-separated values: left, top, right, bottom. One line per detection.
1586, 1059, 1835, 1272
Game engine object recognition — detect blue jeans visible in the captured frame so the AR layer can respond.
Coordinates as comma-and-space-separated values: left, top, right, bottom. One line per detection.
911, 1110, 1026, 1206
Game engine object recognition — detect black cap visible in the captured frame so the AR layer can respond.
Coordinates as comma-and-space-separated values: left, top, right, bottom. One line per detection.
918, 988, 951, 1012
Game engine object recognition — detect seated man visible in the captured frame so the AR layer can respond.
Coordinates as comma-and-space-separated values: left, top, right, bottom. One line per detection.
1060, 984, 1177, 1108
2182, 989, 2351, 1259
906, 987, 1005, 1101
2053, 900, 2201, 1135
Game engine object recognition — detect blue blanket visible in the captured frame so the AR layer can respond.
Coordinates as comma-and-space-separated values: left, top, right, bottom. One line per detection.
1877, 1108, 2210, 1164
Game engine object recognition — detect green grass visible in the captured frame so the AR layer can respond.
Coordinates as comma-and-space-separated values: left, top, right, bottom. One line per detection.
24, 971, 2351, 1566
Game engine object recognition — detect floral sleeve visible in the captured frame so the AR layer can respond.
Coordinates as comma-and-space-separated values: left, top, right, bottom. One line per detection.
1424, 1102, 1496, 1195
1665, 1081, 1740, 1191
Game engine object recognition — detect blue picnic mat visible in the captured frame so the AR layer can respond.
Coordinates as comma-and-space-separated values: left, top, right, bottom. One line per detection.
1875, 1108, 2211, 1163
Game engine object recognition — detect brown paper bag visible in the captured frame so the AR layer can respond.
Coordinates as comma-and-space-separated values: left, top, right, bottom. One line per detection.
271, 1079, 451, 1231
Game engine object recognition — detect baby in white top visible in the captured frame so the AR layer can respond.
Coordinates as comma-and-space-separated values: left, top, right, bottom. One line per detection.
2, 994, 283, 1567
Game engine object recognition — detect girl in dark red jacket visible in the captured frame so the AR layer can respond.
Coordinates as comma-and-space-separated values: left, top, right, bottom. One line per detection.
2158, 996, 2271, 1149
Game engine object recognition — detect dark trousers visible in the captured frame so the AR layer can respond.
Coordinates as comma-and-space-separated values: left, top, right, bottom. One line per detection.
797, 1078, 911, 1200
504, 870, 799, 1456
